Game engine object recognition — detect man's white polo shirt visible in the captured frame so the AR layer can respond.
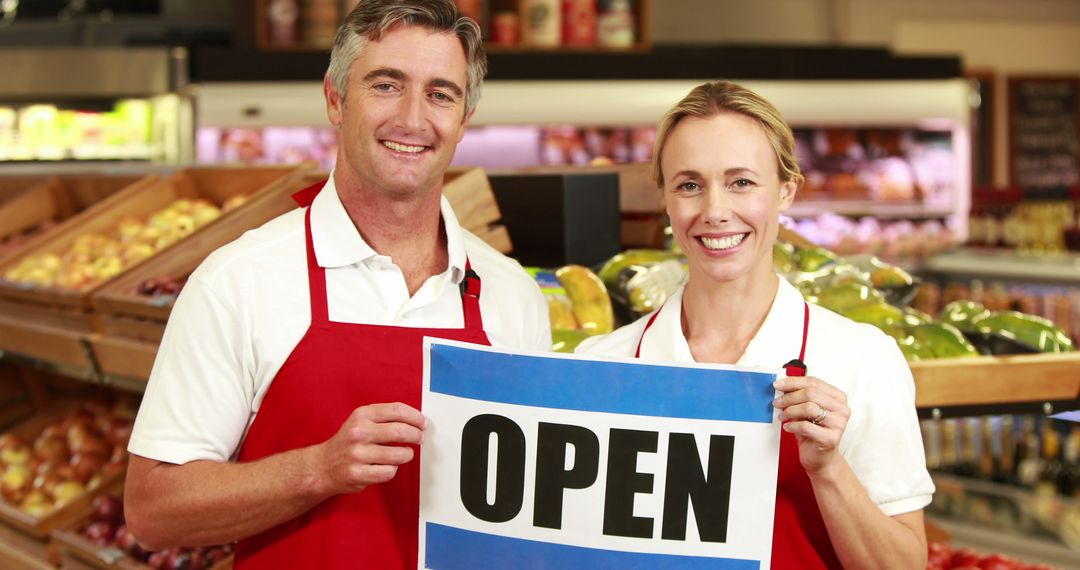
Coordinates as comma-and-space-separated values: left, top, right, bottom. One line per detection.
130, 176, 551, 465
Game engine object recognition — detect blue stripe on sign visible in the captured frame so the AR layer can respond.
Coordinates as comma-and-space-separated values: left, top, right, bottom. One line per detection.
429, 344, 774, 424
425, 523, 760, 570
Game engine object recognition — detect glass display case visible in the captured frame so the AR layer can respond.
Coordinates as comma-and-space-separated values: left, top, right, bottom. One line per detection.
0, 47, 192, 166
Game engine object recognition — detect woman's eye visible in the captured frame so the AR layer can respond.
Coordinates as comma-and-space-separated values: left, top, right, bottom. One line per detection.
732, 178, 756, 189
676, 181, 700, 191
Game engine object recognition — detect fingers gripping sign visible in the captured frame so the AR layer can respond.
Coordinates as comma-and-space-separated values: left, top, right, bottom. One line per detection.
772, 376, 851, 474
319, 402, 427, 495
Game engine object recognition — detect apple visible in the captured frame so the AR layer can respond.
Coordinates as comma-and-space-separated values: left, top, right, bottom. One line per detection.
70, 452, 107, 484
19, 490, 53, 518
1, 463, 33, 502
50, 479, 85, 507
977, 553, 1020, 570
33, 434, 70, 464
90, 494, 124, 524
148, 550, 170, 569
1, 444, 32, 465
83, 520, 118, 547
0, 433, 23, 451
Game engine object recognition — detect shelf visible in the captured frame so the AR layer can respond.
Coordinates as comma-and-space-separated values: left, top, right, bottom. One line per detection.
786, 200, 955, 220
190, 44, 962, 83
923, 248, 1080, 284
912, 352, 1080, 417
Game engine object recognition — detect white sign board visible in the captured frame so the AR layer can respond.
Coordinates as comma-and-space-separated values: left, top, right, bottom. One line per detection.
419, 339, 781, 569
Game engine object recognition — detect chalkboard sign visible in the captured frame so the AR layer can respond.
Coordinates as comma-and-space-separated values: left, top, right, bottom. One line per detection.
1008, 76, 1080, 189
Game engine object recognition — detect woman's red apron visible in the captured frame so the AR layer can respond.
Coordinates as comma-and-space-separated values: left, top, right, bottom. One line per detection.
635, 301, 841, 569
233, 186, 490, 569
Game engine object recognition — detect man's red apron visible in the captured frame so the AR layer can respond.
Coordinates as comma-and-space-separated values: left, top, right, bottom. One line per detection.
233, 186, 490, 569
635, 301, 841, 568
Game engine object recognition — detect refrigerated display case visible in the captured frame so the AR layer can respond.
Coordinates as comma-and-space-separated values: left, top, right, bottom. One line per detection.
0, 47, 193, 166
191, 78, 973, 254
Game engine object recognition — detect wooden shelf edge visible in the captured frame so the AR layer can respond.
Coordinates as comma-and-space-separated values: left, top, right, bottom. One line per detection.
913, 352, 1080, 409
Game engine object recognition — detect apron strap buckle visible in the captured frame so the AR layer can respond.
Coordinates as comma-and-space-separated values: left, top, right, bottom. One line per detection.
783, 358, 807, 377
459, 268, 481, 298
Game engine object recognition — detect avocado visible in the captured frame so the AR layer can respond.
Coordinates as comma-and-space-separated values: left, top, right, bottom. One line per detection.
910, 322, 980, 358
940, 300, 992, 333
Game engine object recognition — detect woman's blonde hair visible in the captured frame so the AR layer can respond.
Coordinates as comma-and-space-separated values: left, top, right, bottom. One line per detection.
652, 81, 804, 189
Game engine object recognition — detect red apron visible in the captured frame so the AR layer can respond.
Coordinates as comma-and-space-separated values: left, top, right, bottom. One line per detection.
233, 186, 490, 569
635, 301, 841, 569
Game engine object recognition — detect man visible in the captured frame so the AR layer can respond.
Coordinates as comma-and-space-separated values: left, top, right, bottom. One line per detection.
123, 1, 551, 568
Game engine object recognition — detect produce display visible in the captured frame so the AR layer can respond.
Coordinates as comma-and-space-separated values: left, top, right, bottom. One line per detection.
532, 265, 614, 353
3, 198, 226, 291
776, 241, 1073, 360
579, 239, 1074, 361
926, 542, 1056, 570
0, 220, 56, 258
78, 494, 234, 569
136, 275, 187, 298
0, 400, 133, 519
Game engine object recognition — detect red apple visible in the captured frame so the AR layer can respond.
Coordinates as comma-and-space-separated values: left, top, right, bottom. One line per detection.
32, 435, 70, 464
148, 550, 170, 569
83, 520, 118, 546
90, 494, 124, 524
70, 452, 107, 484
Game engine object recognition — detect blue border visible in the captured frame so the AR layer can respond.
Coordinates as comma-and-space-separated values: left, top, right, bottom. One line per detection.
425, 523, 759, 570
429, 344, 774, 424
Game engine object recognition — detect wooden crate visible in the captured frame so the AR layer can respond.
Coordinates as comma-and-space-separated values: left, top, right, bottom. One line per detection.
89, 170, 326, 346
51, 480, 233, 570
0, 174, 157, 265
0, 402, 127, 541
443, 167, 512, 253
0, 166, 308, 334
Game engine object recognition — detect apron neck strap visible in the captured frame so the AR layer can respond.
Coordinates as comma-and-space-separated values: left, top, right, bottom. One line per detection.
635, 300, 812, 375
304, 206, 330, 324
460, 259, 484, 331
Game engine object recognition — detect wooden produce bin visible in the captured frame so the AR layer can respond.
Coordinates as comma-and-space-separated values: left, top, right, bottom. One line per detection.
0, 174, 157, 267
0, 401, 129, 568
911, 352, 1080, 410
443, 167, 512, 253
0, 166, 308, 353
51, 481, 233, 570
86, 170, 328, 385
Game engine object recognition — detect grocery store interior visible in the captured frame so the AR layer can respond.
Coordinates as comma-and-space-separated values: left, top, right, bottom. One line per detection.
1, 0, 1079, 568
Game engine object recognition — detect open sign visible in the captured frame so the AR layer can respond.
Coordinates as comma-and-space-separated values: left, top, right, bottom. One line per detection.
419, 340, 782, 570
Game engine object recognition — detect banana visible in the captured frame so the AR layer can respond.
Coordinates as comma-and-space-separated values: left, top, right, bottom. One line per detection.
547, 294, 579, 331
556, 264, 614, 335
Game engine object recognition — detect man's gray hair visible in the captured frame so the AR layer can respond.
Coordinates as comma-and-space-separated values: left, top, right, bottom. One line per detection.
326, 0, 487, 117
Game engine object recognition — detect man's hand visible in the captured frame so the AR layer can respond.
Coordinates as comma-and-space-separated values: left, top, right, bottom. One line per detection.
315, 402, 427, 496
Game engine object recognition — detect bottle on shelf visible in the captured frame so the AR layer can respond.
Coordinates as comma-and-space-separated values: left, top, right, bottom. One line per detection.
1036, 419, 1063, 497
921, 418, 942, 471
522, 0, 561, 47
940, 419, 958, 474
561, 0, 597, 46
994, 415, 1015, 484
1058, 426, 1080, 497
977, 416, 997, 481
597, 0, 635, 48
267, 0, 301, 45
955, 417, 978, 478
1015, 416, 1043, 488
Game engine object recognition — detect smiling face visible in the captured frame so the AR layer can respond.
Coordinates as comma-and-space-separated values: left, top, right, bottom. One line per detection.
661, 113, 797, 288
325, 24, 471, 200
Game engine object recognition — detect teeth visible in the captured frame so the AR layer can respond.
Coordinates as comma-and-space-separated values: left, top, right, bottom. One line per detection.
382, 140, 426, 153
700, 234, 746, 251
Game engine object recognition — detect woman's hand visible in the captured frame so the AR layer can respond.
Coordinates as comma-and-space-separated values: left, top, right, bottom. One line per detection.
772, 376, 851, 476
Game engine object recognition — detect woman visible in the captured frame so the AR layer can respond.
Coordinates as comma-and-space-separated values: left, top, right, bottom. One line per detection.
577, 81, 933, 569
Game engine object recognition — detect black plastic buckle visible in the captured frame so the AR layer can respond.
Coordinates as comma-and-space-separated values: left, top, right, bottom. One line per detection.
459, 268, 481, 298
782, 358, 807, 376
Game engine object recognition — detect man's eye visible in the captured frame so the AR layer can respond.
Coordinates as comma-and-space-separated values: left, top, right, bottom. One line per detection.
431, 91, 455, 103
373, 83, 396, 92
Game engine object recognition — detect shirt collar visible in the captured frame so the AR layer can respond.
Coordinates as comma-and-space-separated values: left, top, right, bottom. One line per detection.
640, 276, 805, 368
309, 172, 467, 281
